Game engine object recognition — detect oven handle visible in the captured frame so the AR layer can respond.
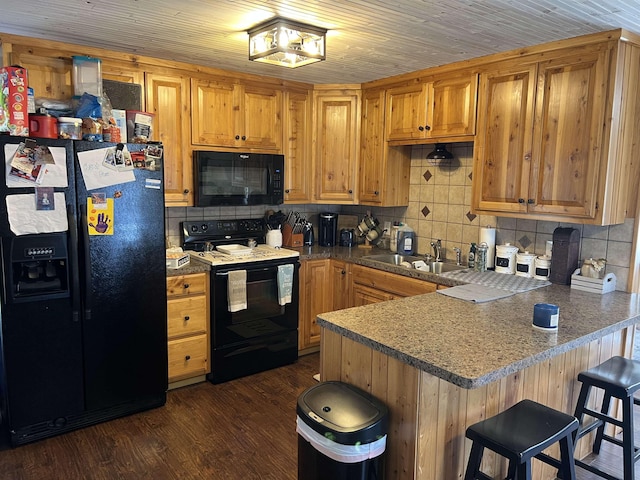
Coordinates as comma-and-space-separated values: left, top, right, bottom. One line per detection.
216, 267, 274, 276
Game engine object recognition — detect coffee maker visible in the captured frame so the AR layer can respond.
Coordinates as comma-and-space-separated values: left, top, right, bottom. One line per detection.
318, 212, 338, 247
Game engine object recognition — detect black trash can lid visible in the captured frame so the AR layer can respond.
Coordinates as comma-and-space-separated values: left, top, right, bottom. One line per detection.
297, 381, 388, 445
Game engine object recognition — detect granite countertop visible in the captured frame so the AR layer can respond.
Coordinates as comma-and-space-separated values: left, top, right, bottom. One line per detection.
166, 256, 211, 277
317, 285, 640, 389
292, 245, 465, 287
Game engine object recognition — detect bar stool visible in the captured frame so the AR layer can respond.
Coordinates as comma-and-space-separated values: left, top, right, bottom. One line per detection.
464, 399, 578, 480
573, 355, 640, 480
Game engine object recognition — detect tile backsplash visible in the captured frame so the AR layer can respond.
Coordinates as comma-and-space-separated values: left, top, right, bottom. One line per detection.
166, 142, 633, 291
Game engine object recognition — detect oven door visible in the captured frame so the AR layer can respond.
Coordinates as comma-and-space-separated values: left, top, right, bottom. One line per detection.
210, 261, 299, 383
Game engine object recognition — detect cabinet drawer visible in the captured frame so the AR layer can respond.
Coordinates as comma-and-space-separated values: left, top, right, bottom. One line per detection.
168, 335, 208, 381
352, 264, 437, 297
167, 296, 208, 339
166, 273, 208, 297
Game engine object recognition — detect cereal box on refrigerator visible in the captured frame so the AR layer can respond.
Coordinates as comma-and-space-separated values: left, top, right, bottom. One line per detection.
0, 66, 29, 136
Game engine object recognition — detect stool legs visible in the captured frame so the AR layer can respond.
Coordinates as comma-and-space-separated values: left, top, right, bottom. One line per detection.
592, 392, 612, 455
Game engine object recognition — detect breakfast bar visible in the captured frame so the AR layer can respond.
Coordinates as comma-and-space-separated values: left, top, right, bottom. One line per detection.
317, 286, 640, 480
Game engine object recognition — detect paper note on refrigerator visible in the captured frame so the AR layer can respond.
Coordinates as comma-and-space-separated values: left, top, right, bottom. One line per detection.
77, 148, 135, 191
4, 144, 69, 188
5, 192, 69, 235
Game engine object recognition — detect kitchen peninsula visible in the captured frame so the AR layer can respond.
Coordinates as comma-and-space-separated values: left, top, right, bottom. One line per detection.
318, 286, 640, 480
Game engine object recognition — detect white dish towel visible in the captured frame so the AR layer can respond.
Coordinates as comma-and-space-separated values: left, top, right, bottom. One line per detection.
227, 270, 247, 312
277, 264, 294, 306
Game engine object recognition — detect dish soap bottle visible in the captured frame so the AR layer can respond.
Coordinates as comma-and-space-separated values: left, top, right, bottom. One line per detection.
397, 224, 415, 255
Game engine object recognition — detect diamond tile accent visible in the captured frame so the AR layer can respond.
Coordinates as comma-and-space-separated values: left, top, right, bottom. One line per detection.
519, 235, 532, 249
423, 170, 433, 182
466, 211, 477, 222
468, 172, 473, 181
421, 206, 431, 217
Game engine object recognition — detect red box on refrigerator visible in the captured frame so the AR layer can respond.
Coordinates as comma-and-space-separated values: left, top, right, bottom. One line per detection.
0, 66, 29, 136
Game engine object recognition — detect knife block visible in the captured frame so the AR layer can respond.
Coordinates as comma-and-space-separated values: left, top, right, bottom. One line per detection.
282, 224, 303, 247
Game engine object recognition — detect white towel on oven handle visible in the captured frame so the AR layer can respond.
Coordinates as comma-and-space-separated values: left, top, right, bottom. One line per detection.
227, 269, 247, 312
277, 264, 294, 306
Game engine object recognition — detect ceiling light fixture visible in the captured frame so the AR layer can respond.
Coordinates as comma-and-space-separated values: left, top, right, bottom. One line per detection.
426, 144, 454, 166
248, 17, 326, 68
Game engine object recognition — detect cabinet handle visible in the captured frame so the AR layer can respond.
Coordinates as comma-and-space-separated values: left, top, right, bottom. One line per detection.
185, 355, 191, 361
235, 135, 240, 140
183, 189, 190, 194
184, 316, 190, 321
341, 270, 346, 275
348, 189, 353, 194
418, 126, 424, 131
425, 125, 431, 131
241, 136, 246, 141
374, 191, 379, 195
527, 199, 535, 204
518, 198, 525, 204
183, 283, 190, 289
285, 189, 290, 193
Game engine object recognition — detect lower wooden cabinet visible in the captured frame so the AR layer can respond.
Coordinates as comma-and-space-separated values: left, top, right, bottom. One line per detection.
351, 264, 438, 305
166, 272, 210, 386
298, 259, 331, 354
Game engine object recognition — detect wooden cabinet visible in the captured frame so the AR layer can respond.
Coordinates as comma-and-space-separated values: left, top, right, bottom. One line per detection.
351, 264, 437, 306
283, 89, 313, 203
359, 88, 411, 206
330, 260, 352, 310
385, 73, 477, 144
472, 40, 635, 225
146, 72, 192, 206
191, 77, 282, 150
166, 273, 210, 386
313, 87, 361, 203
298, 259, 331, 353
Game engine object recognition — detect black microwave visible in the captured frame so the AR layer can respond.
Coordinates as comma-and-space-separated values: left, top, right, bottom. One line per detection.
193, 151, 284, 206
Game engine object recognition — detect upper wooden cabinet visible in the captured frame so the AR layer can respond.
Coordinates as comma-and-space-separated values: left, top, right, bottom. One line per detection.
359, 88, 411, 206
313, 87, 361, 203
385, 73, 478, 144
472, 40, 637, 225
145, 72, 192, 206
191, 77, 282, 151
283, 89, 313, 204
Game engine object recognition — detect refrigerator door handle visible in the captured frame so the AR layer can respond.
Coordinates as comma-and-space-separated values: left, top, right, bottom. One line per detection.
79, 204, 92, 320
68, 205, 81, 322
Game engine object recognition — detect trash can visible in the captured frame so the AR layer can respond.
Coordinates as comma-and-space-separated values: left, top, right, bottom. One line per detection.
297, 381, 388, 480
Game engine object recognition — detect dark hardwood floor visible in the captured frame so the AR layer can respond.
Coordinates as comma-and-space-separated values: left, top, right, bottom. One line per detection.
0, 353, 319, 480
0, 350, 636, 479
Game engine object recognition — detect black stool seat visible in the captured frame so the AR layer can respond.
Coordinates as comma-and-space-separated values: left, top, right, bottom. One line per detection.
573, 356, 640, 480
465, 399, 578, 480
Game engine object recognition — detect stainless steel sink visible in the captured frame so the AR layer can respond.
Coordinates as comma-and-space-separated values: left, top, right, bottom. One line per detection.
364, 253, 424, 266
364, 253, 468, 273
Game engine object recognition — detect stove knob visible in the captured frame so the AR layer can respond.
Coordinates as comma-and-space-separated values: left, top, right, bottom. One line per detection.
201, 224, 209, 232
190, 225, 198, 233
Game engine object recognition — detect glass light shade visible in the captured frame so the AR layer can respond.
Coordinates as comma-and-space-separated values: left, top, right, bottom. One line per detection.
248, 17, 326, 68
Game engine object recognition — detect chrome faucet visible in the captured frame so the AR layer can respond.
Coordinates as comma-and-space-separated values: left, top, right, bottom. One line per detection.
453, 247, 462, 265
430, 239, 442, 262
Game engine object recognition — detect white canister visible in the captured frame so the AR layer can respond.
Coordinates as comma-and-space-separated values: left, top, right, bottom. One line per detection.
266, 229, 283, 248
495, 243, 519, 274
534, 256, 551, 280
515, 251, 537, 278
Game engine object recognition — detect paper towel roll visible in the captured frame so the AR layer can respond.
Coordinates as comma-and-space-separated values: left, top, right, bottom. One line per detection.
480, 226, 496, 268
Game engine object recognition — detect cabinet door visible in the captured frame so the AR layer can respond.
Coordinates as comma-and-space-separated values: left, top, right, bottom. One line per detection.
146, 73, 192, 206
314, 91, 361, 203
298, 259, 331, 351
191, 77, 237, 147
330, 260, 352, 310
429, 73, 478, 137
359, 89, 385, 204
472, 63, 537, 214
385, 83, 429, 141
352, 283, 395, 306
528, 49, 609, 219
241, 83, 282, 150
283, 90, 313, 203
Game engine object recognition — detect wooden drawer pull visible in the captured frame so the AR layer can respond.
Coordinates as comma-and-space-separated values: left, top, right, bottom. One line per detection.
185, 355, 191, 361
184, 316, 190, 321
183, 283, 190, 289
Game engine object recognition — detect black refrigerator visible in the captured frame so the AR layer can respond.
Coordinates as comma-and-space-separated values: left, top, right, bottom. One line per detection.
0, 136, 168, 447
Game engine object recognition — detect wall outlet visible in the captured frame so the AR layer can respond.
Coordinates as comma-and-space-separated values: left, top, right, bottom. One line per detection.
383, 221, 391, 236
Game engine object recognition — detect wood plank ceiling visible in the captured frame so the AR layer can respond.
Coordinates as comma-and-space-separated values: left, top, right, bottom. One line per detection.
1, 0, 640, 85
